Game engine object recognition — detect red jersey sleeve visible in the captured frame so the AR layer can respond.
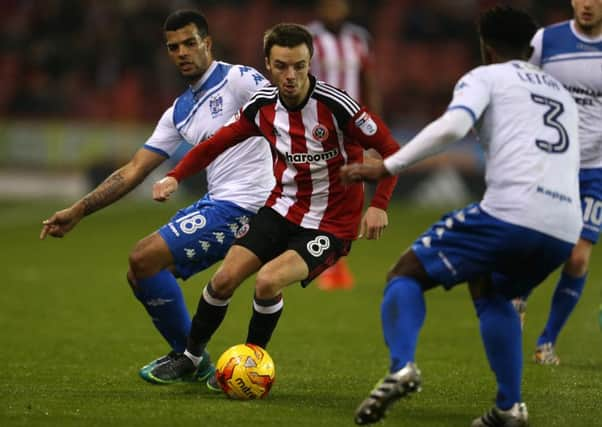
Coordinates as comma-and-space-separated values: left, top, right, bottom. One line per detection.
167, 113, 259, 182
346, 108, 400, 210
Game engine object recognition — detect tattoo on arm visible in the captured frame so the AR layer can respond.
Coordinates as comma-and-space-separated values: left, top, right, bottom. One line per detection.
81, 172, 128, 216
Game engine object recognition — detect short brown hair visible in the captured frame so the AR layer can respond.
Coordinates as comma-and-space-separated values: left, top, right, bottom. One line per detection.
263, 23, 314, 59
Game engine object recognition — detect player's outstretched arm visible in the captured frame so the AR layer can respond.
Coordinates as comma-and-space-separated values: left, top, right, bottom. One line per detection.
382, 109, 473, 176
40, 148, 165, 239
341, 160, 389, 183
342, 108, 474, 185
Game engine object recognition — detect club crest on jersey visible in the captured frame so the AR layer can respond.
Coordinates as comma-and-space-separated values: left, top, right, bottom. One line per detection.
312, 124, 329, 142
355, 112, 377, 136
209, 95, 223, 118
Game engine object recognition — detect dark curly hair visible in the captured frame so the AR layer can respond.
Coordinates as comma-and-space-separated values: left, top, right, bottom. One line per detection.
478, 5, 538, 57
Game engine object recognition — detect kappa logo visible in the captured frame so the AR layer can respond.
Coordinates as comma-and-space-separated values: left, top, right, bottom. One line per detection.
185, 248, 196, 259
213, 232, 226, 244
146, 298, 174, 307
312, 124, 329, 142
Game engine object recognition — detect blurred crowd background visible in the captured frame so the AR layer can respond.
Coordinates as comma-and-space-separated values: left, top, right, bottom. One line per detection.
1, 0, 572, 123
0, 0, 574, 200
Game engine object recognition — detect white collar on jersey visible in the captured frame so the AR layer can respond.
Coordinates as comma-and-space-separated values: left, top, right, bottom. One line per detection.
570, 20, 602, 43
190, 60, 218, 93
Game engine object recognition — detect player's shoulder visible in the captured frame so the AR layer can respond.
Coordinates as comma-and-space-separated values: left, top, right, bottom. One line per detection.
307, 20, 370, 41
542, 20, 572, 35
306, 20, 324, 35
225, 62, 268, 87
454, 63, 519, 95
313, 79, 361, 117
242, 84, 278, 115
200, 61, 234, 90
173, 61, 234, 103
225, 62, 263, 78
457, 64, 492, 83
248, 84, 278, 103
340, 22, 372, 40
472, 62, 527, 84
467, 62, 568, 97
539, 20, 575, 48
539, 20, 602, 61
472, 62, 524, 79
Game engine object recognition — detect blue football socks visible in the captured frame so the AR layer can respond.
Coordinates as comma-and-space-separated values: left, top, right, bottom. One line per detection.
134, 270, 191, 352
474, 295, 522, 410
537, 272, 586, 346
381, 276, 425, 372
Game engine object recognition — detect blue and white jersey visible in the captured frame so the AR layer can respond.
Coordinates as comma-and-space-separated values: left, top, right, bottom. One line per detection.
530, 21, 602, 169
144, 61, 275, 212
448, 61, 582, 244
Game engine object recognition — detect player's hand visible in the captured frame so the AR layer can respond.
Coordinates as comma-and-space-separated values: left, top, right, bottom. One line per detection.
153, 176, 178, 202
358, 206, 388, 240
40, 206, 84, 239
340, 160, 388, 183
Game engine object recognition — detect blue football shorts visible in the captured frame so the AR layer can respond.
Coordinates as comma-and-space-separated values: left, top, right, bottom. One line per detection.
412, 203, 574, 299
158, 194, 255, 280
579, 168, 602, 244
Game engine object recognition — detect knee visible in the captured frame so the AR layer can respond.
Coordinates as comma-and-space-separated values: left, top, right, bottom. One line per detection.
386, 267, 399, 283
128, 241, 155, 279
386, 251, 435, 291
386, 257, 414, 283
564, 251, 590, 277
254, 270, 281, 299
386, 255, 409, 282
210, 269, 240, 300
387, 248, 419, 282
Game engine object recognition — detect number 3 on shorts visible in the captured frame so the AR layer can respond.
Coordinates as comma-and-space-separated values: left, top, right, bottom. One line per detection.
306, 235, 331, 257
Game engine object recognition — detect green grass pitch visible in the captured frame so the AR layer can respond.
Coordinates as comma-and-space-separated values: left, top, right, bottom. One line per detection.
1, 199, 601, 426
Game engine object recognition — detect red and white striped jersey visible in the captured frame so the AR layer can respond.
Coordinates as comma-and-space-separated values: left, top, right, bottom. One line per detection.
168, 76, 399, 240
307, 21, 373, 102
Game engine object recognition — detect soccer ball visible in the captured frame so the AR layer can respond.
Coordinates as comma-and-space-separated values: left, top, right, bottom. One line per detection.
215, 343, 275, 399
